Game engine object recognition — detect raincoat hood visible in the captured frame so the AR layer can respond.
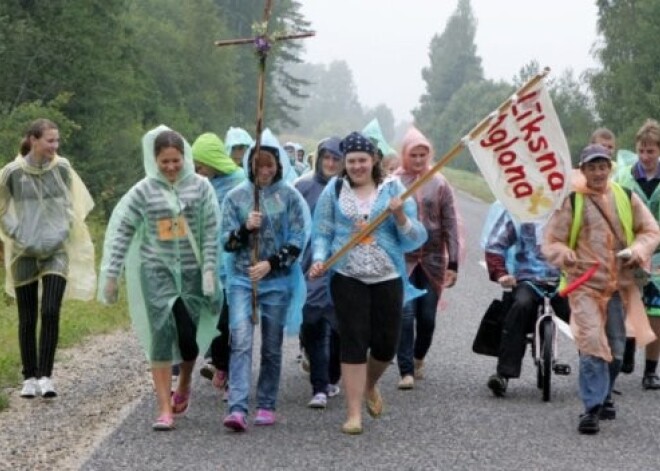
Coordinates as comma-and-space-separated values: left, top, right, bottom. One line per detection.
399, 126, 434, 175
314, 136, 342, 183
142, 124, 194, 184
192, 133, 240, 175
244, 128, 292, 185
362, 118, 397, 157
224, 127, 254, 154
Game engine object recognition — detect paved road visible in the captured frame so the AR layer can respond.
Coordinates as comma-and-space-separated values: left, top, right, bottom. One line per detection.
83, 193, 660, 471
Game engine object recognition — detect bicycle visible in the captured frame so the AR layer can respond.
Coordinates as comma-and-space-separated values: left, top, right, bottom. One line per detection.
522, 280, 572, 402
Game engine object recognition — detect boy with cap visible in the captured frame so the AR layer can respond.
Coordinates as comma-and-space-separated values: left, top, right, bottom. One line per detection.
543, 143, 660, 434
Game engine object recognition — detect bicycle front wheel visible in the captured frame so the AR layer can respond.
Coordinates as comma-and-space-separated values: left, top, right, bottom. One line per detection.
541, 318, 553, 402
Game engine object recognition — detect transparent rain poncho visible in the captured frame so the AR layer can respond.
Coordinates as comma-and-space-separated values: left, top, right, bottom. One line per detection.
480, 201, 560, 282
543, 184, 660, 360
221, 128, 311, 334
362, 118, 397, 157
394, 126, 461, 298
98, 125, 222, 365
0, 154, 96, 299
312, 176, 428, 303
613, 151, 660, 297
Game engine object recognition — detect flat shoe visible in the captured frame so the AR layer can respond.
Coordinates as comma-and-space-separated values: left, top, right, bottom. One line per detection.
171, 389, 191, 417
152, 414, 175, 431
398, 375, 414, 390
341, 419, 363, 435
365, 388, 383, 418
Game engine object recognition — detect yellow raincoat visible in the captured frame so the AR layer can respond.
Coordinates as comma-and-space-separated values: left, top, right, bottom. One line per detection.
0, 154, 96, 300
543, 182, 660, 361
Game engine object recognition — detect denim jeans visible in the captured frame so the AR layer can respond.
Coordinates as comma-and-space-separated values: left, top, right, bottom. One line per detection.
301, 312, 341, 395
227, 285, 287, 415
579, 292, 625, 411
397, 266, 439, 377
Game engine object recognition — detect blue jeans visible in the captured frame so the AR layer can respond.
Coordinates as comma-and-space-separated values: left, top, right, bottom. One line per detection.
301, 312, 341, 395
227, 286, 287, 415
397, 266, 439, 377
579, 292, 626, 411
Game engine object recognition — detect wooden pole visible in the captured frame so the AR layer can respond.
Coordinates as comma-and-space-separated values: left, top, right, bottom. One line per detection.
322, 68, 552, 271
214, 32, 314, 48
249, 0, 274, 325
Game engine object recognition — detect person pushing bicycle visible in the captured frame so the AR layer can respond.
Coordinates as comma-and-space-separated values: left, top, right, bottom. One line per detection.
481, 202, 570, 397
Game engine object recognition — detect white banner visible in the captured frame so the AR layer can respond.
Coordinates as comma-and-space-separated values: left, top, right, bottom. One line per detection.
468, 80, 572, 222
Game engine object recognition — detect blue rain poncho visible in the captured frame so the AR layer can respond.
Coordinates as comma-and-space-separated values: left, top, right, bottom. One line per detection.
480, 201, 560, 282
224, 127, 254, 154
98, 125, 222, 365
221, 129, 311, 334
0, 154, 96, 299
295, 137, 343, 314
312, 176, 428, 302
241, 129, 299, 184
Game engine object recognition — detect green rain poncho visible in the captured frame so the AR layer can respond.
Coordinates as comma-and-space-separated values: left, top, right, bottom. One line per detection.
362, 118, 397, 157
98, 125, 222, 365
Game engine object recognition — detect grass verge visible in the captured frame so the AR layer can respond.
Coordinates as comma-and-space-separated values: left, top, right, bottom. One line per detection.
441, 166, 494, 203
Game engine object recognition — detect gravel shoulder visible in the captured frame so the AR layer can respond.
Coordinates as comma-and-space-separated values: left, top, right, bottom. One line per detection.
0, 329, 150, 471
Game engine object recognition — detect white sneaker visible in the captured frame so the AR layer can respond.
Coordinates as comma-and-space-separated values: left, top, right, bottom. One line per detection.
38, 377, 57, 398
308, 393, 327, 409
327, 383, 341, 398
20, 377, 40, 398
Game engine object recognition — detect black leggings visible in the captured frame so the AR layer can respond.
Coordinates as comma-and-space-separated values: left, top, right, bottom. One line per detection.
15, 274, 67, 379
172, 298, 199, 362
330, 273, 403, 364
210, 293, 230, 371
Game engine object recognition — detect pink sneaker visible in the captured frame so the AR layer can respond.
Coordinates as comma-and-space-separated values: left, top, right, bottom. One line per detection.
152, 413, 175, 431
212, 370, 227, 390
223, 411, 247, 432
254, 408, 276, 426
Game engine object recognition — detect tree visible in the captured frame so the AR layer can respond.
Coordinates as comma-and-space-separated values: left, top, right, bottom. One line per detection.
214, 0, 311, 131
413, 0, 483, 136
589, 0, 660, 147
515, 61, 597, 165
281, 60, 365, 139
436, 80, 514, 172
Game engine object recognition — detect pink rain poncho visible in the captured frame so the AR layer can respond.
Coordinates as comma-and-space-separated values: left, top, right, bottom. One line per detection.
393, 127, 460, 299
543, 182, 660, 361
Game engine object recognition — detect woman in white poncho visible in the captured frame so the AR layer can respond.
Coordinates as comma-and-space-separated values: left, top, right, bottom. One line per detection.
0, 118, 96, 399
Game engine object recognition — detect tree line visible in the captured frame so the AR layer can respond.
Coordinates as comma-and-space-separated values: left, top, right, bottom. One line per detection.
412, 0, 660, 172
2, 0, 658, 209
0, 0, 307, 214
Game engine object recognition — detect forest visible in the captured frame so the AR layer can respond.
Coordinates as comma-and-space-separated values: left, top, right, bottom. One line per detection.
1, 0, 658, 210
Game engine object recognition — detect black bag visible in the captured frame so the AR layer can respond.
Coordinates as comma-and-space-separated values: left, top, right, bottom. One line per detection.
472, 292, 513, 357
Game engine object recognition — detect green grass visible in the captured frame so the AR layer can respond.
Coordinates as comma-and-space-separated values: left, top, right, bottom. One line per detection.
441, 166, 495, 203
0, 212, 130, 410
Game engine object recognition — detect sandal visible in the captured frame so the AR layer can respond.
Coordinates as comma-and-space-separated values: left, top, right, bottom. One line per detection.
171, 389, 191, 417
152, 413, 175, 431
365, 387, 383, 418
341, 418, 363, 435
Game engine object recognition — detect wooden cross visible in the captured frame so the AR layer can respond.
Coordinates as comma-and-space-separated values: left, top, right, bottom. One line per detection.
215, 0, 314, 324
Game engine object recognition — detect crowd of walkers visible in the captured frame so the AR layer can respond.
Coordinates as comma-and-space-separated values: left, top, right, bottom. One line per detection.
1, 116, 659, 437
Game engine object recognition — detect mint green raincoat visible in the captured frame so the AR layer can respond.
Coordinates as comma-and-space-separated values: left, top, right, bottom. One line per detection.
98, 125, 221, 365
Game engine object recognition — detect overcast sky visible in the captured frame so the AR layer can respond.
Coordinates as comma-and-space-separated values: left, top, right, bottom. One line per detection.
298, 0, 600, 123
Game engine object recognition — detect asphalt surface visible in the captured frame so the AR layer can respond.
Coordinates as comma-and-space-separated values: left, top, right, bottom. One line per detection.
83, 193, 660, 471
